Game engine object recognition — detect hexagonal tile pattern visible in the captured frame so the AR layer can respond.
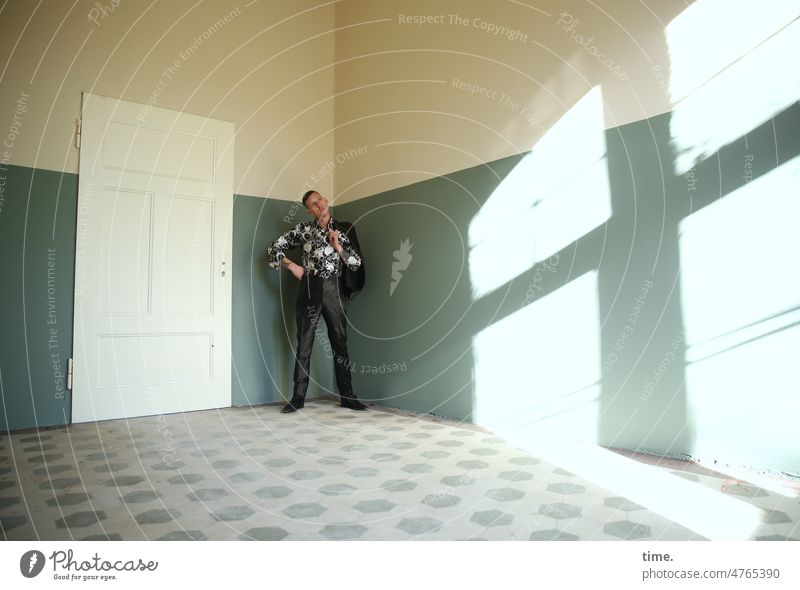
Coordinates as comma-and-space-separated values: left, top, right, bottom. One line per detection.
440, 475, 475, 487
167, 474, 204, 485
94, 462, 130, 473
347, 467, 378, 478
451, 430, 476, 437
539, 503, 582, 519
33, 465, 74, 476
105, 476, 144, 487
28, 453, 64, 463
41, 477, 82, 490
471, 510, 513, 527
264, 457, 296, 468
604, 521, 651, 539
317, 456, 346, 465
762, 510, 791, 524
255, 486, 293, 499
288, 470, 323, 481
420, 451, 449, 460
187, 488, 228, 502
86, 452, 117, 461
402, 463, 434, 474
509, 456, 539, 466
498, 470, 533, 482
2, 401, 792, 543
0, 496, 21, 509
135, 509, 180, 525
56, 511, 107, 528
354, 499, 395, 513
283, 503, 327, 519
228, 472, 265, 484
296, 446, 320, 454
485, 488, 525, 502
316, 436, 342, 443
547, 482, 586, 495
370, 453, 401, 462
320, 524, 367, 540
210, 459, 240, 470
239, 527, 289, 541
422, 494, 461, 508
456, 460, 489, 470
0, 516, 27, 531
318, 484, 357, 496
604, 497, 645, 512
121, 490, 160, 504
244, 448, 270, 457
342, 444, 368, 452
211, 506, 255, 522
397, 517, 443, 535
381, 479, 418, 492
46, 493, 91, 507
151, 461, 186, 471
470, 448, 500, 456
19, 436, 51, 443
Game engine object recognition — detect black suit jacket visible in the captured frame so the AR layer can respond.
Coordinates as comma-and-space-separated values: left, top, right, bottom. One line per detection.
335, 220, 365, 300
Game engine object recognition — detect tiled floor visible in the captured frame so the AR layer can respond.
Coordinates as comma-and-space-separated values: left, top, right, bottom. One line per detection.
1, 399, 798, 541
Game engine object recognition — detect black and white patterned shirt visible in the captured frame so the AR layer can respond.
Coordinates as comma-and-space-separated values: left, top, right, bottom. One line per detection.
267, 218, 361, 279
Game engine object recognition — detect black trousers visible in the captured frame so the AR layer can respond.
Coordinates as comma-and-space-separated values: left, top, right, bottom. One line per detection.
292, 274, 353, 401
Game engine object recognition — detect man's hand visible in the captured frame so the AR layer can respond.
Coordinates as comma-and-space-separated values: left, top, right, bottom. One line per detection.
280, 256, 305, 280
328, 229, 342, 253
286, 261, 305, 280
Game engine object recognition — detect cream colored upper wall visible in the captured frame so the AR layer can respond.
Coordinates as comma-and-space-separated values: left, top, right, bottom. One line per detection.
333, 0, 688, 202
0, 0, 334, 200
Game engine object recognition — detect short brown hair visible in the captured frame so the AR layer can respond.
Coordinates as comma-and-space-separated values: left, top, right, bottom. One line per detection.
302, 190, 319, 207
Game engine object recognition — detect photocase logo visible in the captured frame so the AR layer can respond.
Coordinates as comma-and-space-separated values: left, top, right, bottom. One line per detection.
390, 238, 413, 296
20, 550, 46, 578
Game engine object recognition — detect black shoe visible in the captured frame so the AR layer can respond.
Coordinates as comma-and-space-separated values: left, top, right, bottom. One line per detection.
340, 395, 368, 411
281, 399, 304, 413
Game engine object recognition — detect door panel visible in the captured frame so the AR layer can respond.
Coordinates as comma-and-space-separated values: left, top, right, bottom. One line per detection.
73, 93, 233, 423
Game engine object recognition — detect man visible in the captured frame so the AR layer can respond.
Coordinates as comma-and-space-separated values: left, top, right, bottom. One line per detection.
267, 190, 368, 413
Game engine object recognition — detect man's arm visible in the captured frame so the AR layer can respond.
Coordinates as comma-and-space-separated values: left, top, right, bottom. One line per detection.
329, 227, 361, 271
267, 225, 305, 278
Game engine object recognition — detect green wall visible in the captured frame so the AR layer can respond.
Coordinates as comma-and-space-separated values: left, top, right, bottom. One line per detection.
337, 102, 800, 475
0, 165, 76, 430
0, 167, 333, 432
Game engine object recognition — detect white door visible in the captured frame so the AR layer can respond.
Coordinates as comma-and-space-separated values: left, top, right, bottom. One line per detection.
72, 93, 233, 423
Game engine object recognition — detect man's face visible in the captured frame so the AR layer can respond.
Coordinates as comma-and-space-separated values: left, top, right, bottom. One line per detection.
305, 192, 329, 220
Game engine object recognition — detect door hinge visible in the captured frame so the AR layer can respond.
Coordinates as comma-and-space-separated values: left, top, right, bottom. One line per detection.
67, 357, 74, 390
75, 119, 82, 149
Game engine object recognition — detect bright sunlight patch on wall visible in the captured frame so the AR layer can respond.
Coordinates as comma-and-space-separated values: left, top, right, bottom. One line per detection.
679, 156, 800, 473
468, 87, 611, 299
667, 1, 800, 173
473, 271, 601, 442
